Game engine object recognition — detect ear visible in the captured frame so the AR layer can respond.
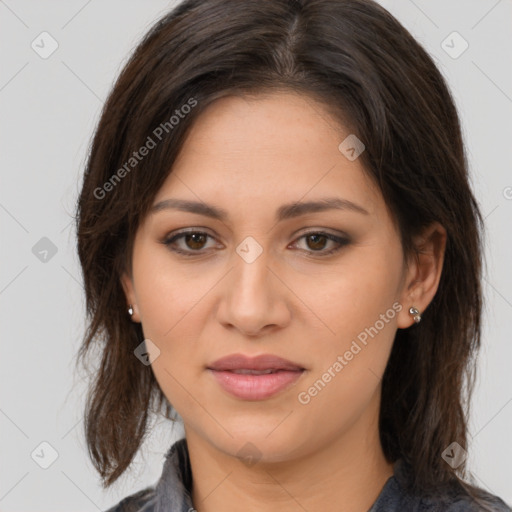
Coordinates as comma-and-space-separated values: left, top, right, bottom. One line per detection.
120, 272, 141, 323
396, 221, 447, 329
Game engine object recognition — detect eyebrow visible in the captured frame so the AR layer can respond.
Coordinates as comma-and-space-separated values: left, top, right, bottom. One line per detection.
150, 197, 370, 221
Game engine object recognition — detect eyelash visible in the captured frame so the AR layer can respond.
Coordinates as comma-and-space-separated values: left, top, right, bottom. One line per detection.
161, 229, 350, 257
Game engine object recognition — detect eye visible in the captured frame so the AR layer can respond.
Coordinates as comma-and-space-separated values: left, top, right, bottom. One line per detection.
162, 230, 218, 256
291, 231, 350, 256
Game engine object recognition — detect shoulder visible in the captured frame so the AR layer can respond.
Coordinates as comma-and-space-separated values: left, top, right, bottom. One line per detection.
384, 484, 512, 512
413, 482, 511, 511
103, 486, 158, 512
379, 460, 512, 512
438, 490, 512, 512
417, 492, 512, 512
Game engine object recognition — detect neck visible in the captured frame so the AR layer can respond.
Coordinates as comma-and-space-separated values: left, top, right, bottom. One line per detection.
185, 390, 394, 512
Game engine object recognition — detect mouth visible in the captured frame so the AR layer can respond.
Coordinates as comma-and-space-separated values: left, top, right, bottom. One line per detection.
206, 353, 306, 400
207, 353, 305, 372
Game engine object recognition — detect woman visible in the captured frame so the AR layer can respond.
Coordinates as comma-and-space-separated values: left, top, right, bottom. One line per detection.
75, 0, 511, 510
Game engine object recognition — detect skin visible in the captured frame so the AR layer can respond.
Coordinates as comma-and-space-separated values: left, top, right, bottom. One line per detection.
121, 91, 447, 512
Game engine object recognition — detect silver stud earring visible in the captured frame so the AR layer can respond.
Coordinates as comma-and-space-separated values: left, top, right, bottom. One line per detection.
128, 305, 134, 316
409, 306, 421, 324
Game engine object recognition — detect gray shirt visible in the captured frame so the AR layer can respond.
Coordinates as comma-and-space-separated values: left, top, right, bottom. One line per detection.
105, 438, 511, 512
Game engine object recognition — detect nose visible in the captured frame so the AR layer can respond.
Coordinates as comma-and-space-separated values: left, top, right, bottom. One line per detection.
215, 245, 291, 337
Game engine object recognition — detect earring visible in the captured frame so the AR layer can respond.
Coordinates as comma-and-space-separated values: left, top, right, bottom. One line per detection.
409, 306, 422, 324
128, 305, 134, 316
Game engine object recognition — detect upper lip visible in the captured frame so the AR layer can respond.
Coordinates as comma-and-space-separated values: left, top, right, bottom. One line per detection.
207, 353, 305, 371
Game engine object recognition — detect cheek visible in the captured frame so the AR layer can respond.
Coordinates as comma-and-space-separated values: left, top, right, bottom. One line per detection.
295, 297, 397, 436
133, 246, 204, 340
296, 248, 402, 339
132, 251, 207, 410
293, 248, 401, 400
131, 246, 218, 400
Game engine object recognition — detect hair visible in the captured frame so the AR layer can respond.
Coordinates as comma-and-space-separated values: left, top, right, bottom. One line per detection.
75, 0, 491, 506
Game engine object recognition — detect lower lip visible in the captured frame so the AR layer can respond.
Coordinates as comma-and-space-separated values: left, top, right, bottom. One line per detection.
207, 369, 305, 400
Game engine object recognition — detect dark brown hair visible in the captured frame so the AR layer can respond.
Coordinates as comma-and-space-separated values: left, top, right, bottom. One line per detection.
75, 0, 490, 504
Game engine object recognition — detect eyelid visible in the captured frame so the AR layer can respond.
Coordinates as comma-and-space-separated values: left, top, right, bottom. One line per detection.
292, 226, 350, 240
162, 228, 220, 251
289, 230, 350, 255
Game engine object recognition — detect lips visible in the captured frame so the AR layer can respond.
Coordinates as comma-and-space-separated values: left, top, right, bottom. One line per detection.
207, 353, 306, 400
207, 353, 305, 372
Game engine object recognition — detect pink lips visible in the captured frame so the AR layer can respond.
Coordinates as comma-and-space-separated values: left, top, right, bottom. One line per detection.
207, 353, 306, 400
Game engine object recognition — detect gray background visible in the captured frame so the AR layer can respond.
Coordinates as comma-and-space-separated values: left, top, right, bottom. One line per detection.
0, 1, 511, 510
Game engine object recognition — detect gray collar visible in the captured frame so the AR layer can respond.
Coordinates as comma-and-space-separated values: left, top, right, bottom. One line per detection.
155, 438, 194, 512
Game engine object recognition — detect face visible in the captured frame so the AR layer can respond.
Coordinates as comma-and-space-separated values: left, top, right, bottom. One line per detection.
121, 91, 437, 464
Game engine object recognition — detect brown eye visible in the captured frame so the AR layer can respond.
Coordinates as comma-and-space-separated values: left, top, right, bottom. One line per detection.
163, 231, 217, 256
293, 231, 350, 256
183, 233, 208, 250
305, 234, 329, 251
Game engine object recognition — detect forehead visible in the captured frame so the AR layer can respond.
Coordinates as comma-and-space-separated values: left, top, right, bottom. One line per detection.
153, 92, 383, 220
175, 91, 347, 161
